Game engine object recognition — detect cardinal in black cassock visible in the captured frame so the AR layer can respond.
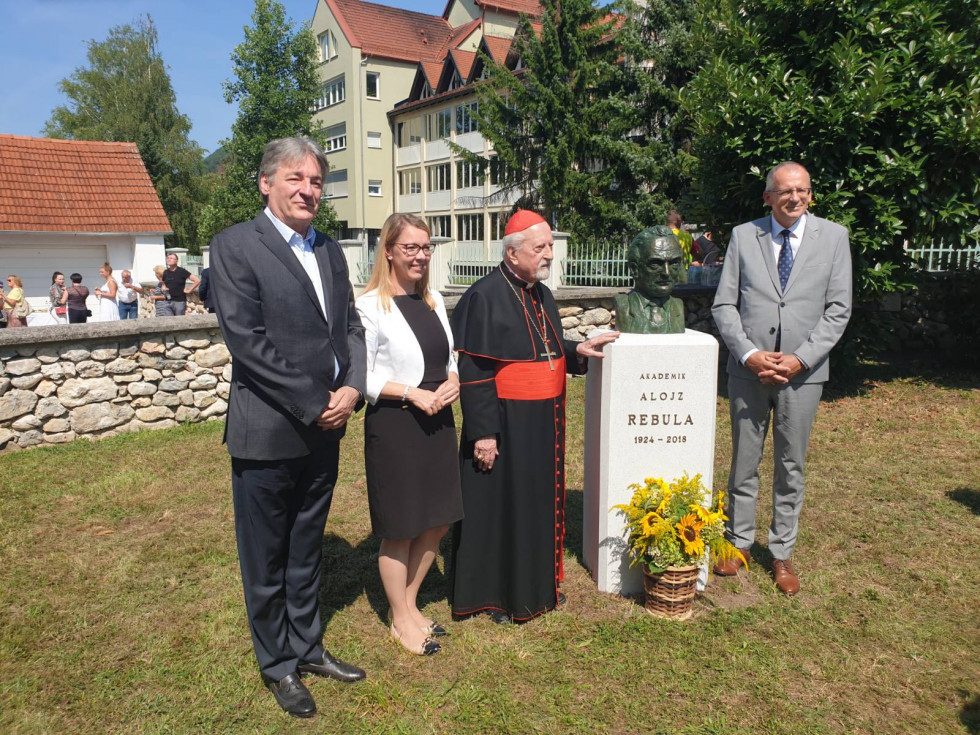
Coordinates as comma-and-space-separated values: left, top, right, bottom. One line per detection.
449, 210, 618, 622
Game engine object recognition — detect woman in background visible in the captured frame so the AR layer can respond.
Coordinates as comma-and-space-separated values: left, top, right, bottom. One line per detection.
356, 213, 462, 657
50, 271, 67, 324
1, 275, 28, 328
94, 263, 119, 322
62, 273, 90, 324
150, 266, 171, 316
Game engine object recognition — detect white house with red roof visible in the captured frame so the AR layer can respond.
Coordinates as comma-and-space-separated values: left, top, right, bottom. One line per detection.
0, 134, 170, 313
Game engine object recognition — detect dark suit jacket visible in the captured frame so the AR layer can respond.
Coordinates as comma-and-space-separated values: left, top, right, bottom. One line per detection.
712, 214, 852, 385
209, 212, 366, 460
198, 268, 214, 312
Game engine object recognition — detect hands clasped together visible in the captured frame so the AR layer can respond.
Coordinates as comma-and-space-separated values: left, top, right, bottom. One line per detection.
404, 378, 460, 416
745, 350, 805, 385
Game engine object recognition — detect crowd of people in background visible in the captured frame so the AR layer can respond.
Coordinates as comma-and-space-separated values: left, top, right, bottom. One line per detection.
0, 258, 203, 328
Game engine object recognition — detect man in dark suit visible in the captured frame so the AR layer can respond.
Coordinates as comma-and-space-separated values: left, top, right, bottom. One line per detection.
197, 267, 214, 313
711, 161, 851, 595
209, 137, 367, 717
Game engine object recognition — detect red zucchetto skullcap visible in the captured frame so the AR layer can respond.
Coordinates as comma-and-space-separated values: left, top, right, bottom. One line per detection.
504, 209, 548, 236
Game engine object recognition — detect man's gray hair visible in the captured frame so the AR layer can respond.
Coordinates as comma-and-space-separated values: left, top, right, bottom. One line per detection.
258, 137, 329, 194
765, 161, 809, 190
502, 231, 525, 253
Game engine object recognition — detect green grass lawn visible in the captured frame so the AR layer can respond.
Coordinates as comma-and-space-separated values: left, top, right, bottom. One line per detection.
1, 361, 978, 734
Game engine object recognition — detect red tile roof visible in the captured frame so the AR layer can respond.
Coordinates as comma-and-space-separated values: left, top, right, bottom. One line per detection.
0, 135, 171, 234
482, 35, 513, 65
446, 17, 482, 52
476, 0, 542, 16
420, 59, 445, 88
450, 48, 478, 81
327, 0, 453, 64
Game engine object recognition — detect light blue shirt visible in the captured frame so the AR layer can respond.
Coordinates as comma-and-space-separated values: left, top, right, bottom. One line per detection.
263, 207, 341, 382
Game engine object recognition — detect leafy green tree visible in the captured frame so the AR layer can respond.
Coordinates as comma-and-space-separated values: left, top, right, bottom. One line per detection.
199, 0, 337, 242
45, 16, 206, 251
683, 0, 980, 297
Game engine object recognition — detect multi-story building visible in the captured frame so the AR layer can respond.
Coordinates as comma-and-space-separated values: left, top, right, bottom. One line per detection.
311, 0, 541, 276
389, 1, 541, 267
310, 0, 454, 247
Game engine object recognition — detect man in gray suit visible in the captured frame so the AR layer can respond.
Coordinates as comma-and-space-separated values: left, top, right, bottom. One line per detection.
712, 161, 852, 595
210, 138, 367, 717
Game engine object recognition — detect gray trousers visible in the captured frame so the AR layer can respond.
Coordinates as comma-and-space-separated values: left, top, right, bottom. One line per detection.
726, 375, 823, 560
158, 300, 187, 316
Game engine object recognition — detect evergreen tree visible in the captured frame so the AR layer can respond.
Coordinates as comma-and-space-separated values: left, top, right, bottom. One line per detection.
198, 0, 337, 242
45, 16, 206, 251
470, 0, 702, 242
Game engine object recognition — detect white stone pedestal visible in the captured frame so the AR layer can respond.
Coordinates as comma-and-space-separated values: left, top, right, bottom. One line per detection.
583, 330, 719, 595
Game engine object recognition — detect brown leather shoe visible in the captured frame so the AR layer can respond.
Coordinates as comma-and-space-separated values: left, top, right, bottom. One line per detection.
772, 558, 800, 595
713, 548, 751, 576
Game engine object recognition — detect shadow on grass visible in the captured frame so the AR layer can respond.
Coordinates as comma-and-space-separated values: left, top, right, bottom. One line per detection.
318, 531, 453, 628
959, 689, 980, 735
947, 488, 980, 516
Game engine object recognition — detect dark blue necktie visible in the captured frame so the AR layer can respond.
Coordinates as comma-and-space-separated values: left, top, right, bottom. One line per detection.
777, 228, 794, 290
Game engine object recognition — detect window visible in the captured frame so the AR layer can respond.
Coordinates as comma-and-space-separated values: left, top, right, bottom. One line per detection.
433, 109, 452, 139
315, 76, 345, 109
490, 157, 516, 186
368, 180, 382, 197
399, 169, 421, 195
365, 72, 380, 99
324, 123, 346, 153
323, 169, 348, 199
457, 214, 484, 242
489, 211, 511, 240
427, 163, 451, 192
455, 102, 479, 134
449, 69, 464, 90
366, 131, 382, 149
457, 161, 484, 189
317, 31, 336, 62
428, 215, 452, 238
398, 117, 423, 147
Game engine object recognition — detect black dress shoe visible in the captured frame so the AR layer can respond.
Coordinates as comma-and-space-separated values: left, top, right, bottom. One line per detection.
263, 672, 316, 718
297, 651, 366, 682
488, 610, 512, 625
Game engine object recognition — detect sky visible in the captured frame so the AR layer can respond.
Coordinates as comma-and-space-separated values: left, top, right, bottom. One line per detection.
0, 0, 448, 155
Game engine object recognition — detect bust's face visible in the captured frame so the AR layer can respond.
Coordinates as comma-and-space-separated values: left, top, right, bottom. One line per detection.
630, 231, 685, 298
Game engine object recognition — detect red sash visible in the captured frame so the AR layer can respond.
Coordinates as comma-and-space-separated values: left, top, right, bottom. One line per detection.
494, 357, 566, 400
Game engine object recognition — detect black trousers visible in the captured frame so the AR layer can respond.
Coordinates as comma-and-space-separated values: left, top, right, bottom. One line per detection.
231, 445, 338, 681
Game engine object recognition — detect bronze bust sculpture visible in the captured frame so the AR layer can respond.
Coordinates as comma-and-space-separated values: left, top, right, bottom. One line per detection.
613, 226, 687, 334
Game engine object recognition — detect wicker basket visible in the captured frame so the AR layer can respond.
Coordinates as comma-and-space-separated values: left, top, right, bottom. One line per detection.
642, 565, 699, 620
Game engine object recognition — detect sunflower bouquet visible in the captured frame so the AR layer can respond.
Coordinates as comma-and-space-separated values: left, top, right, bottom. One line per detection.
612, 473, 743, 574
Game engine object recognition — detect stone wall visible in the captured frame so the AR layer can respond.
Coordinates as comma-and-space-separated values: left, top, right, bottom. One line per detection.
0, 315, 228, 452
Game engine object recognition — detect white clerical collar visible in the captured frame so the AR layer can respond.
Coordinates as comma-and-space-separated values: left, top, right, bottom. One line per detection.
501, 261, 534, 290
264, 207, 317, 248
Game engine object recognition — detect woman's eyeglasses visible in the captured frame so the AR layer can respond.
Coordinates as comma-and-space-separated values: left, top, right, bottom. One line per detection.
395, 243, 434, 256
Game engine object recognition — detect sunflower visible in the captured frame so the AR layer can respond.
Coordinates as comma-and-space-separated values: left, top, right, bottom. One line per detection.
676, 513, 705, 557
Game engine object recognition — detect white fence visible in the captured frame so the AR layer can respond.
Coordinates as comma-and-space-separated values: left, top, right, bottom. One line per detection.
905, 236, 980, 271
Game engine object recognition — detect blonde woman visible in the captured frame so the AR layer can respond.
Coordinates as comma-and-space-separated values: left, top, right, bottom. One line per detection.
93, 263, 119, 322
1, 275, 28, 328
150, 266, 171, 316
356, 213, 462, 657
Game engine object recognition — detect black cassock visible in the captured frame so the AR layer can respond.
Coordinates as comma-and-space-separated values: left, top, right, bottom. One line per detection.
449, 264, 585, 621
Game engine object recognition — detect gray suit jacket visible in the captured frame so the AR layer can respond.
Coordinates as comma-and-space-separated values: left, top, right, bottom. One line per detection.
712, 215, 852, 384
209, 213, 366, 460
